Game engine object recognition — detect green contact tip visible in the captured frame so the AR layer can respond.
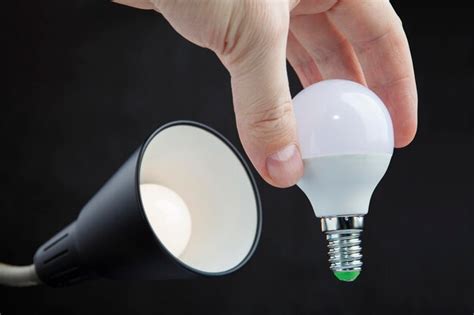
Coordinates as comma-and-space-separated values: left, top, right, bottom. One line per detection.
333, 271, 360, 282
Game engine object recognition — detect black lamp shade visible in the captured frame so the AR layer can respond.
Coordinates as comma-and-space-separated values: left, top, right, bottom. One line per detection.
33, 121, 262, 287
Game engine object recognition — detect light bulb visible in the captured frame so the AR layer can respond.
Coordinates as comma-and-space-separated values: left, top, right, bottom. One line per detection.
139, 184, 192, 258
293, 79, 394, 282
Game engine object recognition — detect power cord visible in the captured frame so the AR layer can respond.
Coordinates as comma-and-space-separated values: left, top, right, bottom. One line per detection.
0, 262, 40, 287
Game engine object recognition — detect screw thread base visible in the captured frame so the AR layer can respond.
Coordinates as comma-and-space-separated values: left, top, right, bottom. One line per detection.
325, 230, 362, 272
320, 216, 364, 278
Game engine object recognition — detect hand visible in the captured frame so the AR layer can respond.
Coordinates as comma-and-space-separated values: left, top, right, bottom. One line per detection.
113, 0, 417, 188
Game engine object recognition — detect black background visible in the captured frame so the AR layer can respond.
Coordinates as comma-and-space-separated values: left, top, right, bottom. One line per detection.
2, 3, 473, 314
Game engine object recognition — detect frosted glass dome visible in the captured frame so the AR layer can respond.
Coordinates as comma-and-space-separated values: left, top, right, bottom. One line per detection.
293, 80, 394, 159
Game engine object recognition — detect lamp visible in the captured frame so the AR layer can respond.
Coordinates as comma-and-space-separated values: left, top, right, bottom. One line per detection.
0, 121, 262, 287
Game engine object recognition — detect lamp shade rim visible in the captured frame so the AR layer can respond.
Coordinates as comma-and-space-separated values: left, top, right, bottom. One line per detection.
135, 120, 262, 277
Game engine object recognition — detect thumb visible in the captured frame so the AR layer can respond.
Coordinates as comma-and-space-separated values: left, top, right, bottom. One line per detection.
222, 29, 303, 188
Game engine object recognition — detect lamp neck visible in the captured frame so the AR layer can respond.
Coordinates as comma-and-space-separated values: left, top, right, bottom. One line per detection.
33, 222, 94, 287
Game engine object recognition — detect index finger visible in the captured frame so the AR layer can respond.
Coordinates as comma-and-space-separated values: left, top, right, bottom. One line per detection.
327, 0, 417, 147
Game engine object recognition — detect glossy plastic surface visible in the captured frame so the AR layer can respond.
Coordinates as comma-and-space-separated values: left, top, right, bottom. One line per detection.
293, 80, 394, 159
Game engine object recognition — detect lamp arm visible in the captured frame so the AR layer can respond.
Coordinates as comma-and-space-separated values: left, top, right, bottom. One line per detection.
0, 262, 40, 287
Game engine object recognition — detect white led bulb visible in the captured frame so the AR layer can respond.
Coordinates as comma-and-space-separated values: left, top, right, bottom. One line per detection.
293, 79, 394, 281
140, 184, 192, 258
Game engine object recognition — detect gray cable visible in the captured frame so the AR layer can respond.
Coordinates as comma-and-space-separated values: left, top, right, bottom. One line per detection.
0, 262, 41, 287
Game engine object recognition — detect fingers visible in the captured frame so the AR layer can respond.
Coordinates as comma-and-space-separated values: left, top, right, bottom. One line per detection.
290, 13, 365, 83
221, 19, 304, 188
111, 0, 156, 10
291, 0, 338, 16
327, 0, 418, 147
286, 31, 323, 87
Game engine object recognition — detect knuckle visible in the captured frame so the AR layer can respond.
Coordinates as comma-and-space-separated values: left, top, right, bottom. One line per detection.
240, 101, 295, 142
222, 0, 289, 54
257, 10, 289, 44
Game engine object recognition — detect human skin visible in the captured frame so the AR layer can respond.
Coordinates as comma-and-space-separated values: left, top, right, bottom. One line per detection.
113, 0, 418, 188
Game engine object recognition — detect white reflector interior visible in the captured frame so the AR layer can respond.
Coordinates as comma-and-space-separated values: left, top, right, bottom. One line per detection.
139, 125, 258, 274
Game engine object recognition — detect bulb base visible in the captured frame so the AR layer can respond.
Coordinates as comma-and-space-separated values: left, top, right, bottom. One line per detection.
321, 216, 364, 281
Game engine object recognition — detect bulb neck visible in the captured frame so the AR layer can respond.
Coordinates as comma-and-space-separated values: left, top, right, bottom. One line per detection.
321, 216, 364, 232
320, 216, 364, 281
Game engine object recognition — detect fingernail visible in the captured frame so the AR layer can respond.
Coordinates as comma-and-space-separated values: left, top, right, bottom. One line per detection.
266, 144, 303, 187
